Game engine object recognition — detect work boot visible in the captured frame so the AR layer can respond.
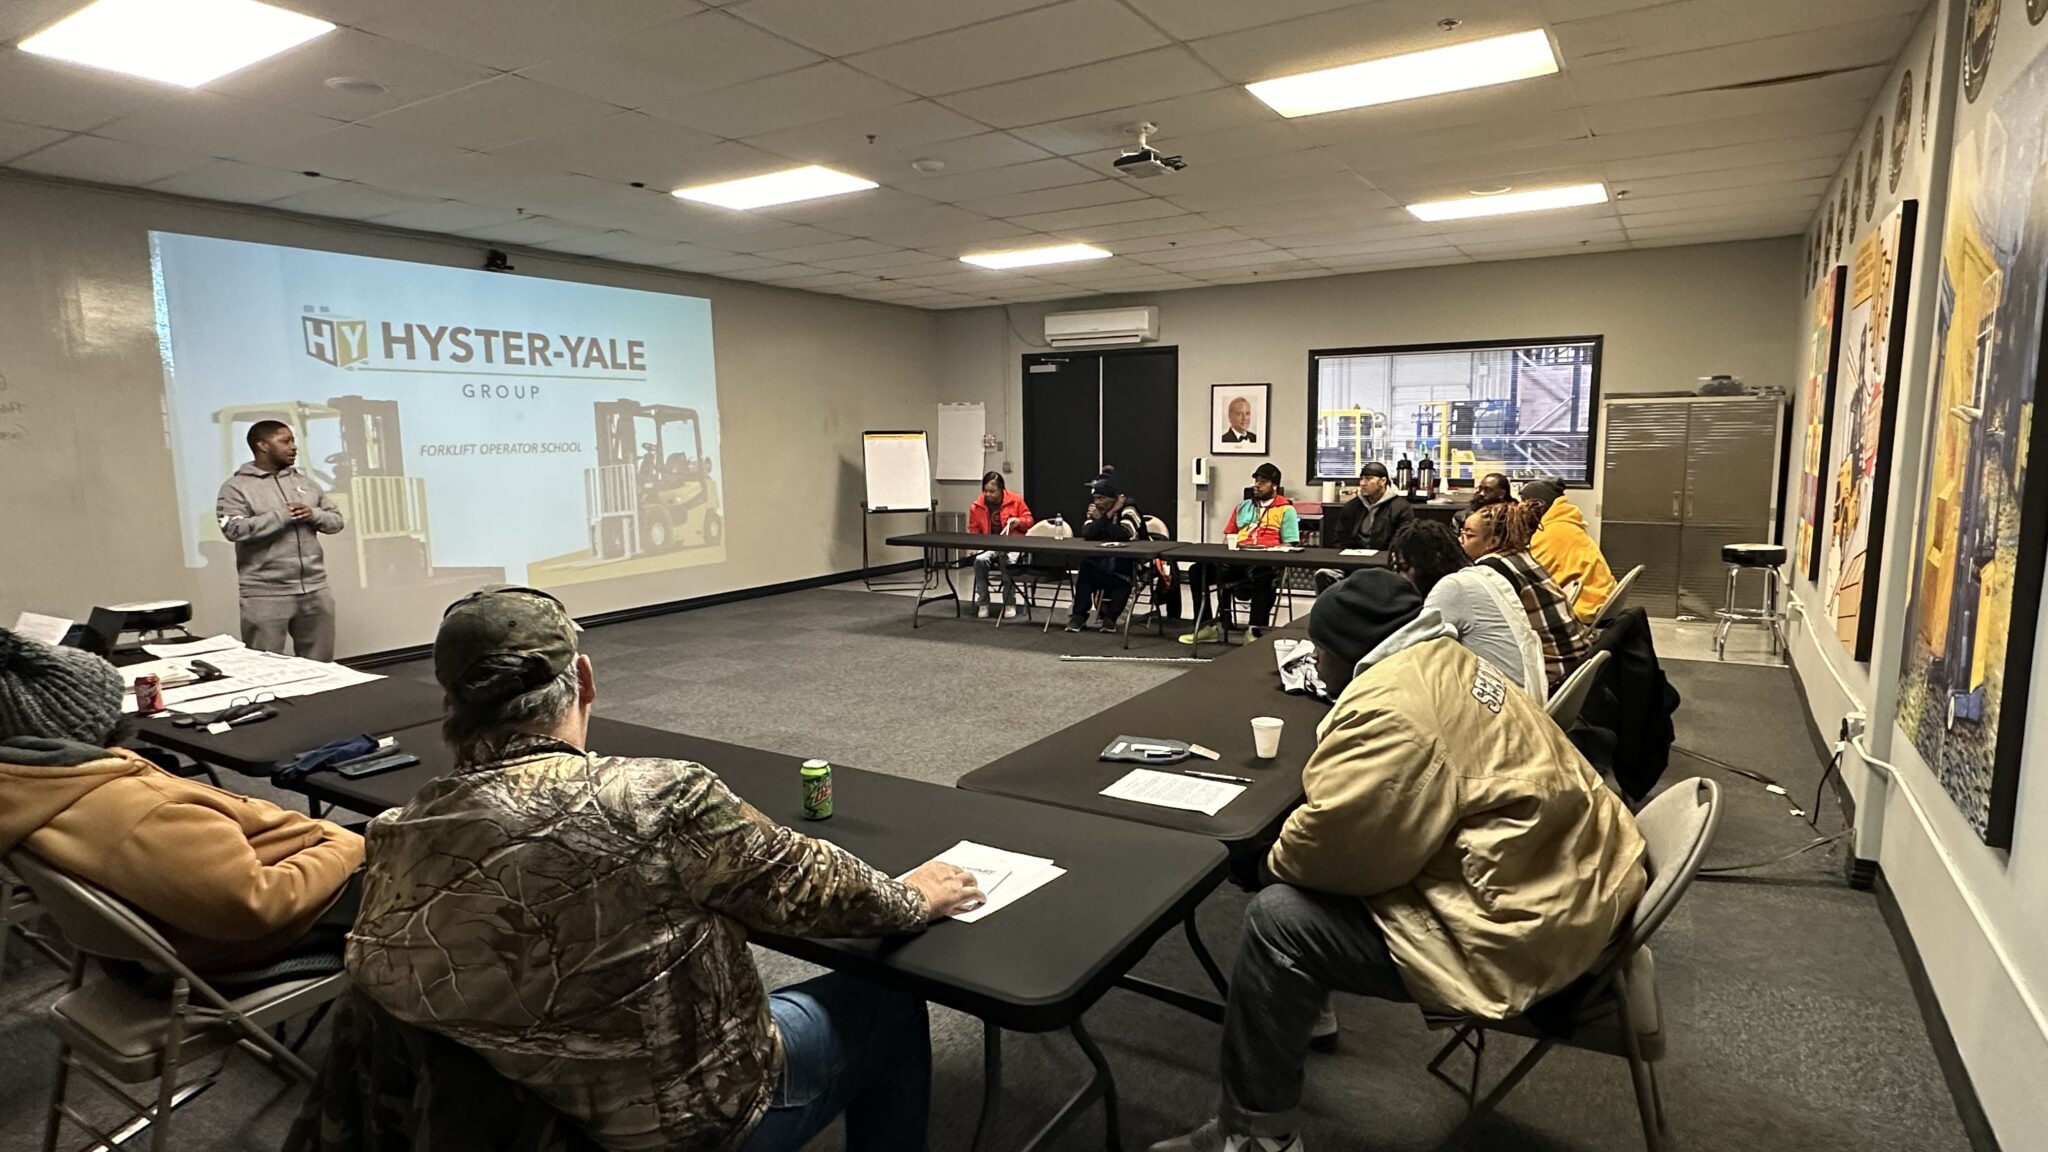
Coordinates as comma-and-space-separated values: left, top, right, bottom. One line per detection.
1148, 1120, 1302, 1152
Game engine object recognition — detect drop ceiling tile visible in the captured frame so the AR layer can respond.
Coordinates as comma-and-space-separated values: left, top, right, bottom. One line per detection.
1619, 197, 1820, 229
1615, 179, 1831, 216
661, 252, 788, 274
1068, 213, 1232, 241
1126, 238, 1277, 264
8, 134, 207, 184
1188, 0, 1553, 84
728, 0, 1058, 55
95, 94, 343, 159
450, 215, 592, 246
1161, 249, 1304, 272
355, 0, 693, 71
1009, 87, 1279, 155
206, 29, 497, 119
663, 141, 825, 191
1307, 105, 1589, 169
1566, 16, 1918, 105
1282, 236, 1467, 260
720, 225, 861, 253
772, 271, 881, 290
1579, 67, 1884, 137
844, 0, 1168, 96
1589, 106, 1870, 163
744, 101, 992, 166
902, 157, 1101, 202
1613, 157, 1841, 199
956, 178, 1147, 219
146, 161, 339, 204
1010, 199, 1188, 232
0, 0, 84, 41
1319, 248, 1468, 271
1123, 0, 1373, 39
724, 263, 835, 282
489, 112, 723, 187
374, 152, 582, 206
811, 250, 954, 273
1552, 0, 1924, 66
1198, 199, 1407, 228
1626, 219, 1807, 242
523, 11, 820, 109
1438, 213, 1625, 246
1349, 155, 1599, 202
1068, 119, 1309, 177
372, 201, 533, 234
753, 237, 898, 262
0, 120, 69, 164
366, 77, 622, 152
755, 188, 941, 225
533, 231, 665, 257
939, 48, 1223, 129
1605, 132, 1855, 180
1163, 171, 1378, 213
1534, 0, 1666, 17
249, 125, 473, 184
269, 181, 446, 221
647, 64, 913, 140
1127, 146, 1347, 196
0, 52, 172, 131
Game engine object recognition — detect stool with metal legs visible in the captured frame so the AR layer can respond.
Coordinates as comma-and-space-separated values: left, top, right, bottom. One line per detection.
1713, 543, 1787, 659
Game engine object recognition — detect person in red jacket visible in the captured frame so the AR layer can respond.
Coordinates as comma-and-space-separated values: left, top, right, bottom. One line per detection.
968, 470, 1034, 619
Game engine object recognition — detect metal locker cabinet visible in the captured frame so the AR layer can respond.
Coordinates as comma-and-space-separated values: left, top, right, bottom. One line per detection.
1678, 398, 1783, 617
1599, 400, 1690, 616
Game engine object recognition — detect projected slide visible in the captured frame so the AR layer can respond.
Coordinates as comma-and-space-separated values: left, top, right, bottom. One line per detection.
149, 233, 724, 601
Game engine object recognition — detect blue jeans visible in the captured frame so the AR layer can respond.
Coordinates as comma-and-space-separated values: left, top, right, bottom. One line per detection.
737, 973, 932, 1152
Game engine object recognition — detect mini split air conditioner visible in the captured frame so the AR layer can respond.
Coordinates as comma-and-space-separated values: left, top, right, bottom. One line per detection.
1043, 306, 1160, 348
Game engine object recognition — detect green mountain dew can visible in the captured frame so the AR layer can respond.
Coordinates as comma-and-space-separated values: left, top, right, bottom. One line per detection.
801, 759, 833, 820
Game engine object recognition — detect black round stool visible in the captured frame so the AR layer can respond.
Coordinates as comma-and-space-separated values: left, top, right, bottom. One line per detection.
1714, 542, 1787, 659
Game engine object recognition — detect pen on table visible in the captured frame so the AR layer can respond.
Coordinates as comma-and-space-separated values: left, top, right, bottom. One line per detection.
1182, 769, 1253, 785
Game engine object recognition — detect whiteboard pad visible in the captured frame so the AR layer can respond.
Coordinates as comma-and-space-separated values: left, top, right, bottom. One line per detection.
863, 431, 932, 512
935, 403, 985, 481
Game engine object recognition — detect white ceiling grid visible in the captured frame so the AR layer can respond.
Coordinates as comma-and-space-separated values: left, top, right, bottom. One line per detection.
0, 0, 1927, 308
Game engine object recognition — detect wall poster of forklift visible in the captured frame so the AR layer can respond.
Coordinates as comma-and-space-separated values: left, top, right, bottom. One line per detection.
1897, 27, 2048, 849
1308, 337, 1601, 486
147, 232, 726, 616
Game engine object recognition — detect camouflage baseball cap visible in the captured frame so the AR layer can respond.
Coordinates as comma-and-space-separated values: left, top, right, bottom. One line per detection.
435, 586, 580, 705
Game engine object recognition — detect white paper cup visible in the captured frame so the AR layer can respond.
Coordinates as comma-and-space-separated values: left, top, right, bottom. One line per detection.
1251, 716, 1284, 758
1225, 535, 1239, 550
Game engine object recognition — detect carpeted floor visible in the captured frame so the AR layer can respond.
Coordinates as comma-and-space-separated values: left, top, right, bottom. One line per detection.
0, 587, 1974, 1152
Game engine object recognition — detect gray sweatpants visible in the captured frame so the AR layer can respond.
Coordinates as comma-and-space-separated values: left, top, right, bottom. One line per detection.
239, 589, 336, 662
1219, 884, 1412, 1137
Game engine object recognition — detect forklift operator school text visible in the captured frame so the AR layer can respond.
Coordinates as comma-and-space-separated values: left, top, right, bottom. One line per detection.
419, 441, 584, 457
379, 323, 647, 372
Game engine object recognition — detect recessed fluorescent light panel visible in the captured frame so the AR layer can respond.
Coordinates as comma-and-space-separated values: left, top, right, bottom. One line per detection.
1406, 183, 1609, 222
1248, 29, 1559, 118
19, 0, 335, 88
960, 243, 1113, 270
672, 165, 877, 210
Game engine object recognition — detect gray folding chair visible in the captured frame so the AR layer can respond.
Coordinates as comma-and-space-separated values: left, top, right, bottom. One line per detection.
1428, 778, 1722, 1152
7, 851, 347, 1152
1591, 564, 1646, 629
1560, 577, 1584, 613
1545, 650, 1611, 729
1, 861, 67, 976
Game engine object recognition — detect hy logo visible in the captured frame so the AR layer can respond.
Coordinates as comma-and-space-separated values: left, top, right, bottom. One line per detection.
302, 306, 369, 368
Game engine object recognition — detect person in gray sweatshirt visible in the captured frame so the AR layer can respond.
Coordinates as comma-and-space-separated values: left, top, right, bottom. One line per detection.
215, 420, 345, 660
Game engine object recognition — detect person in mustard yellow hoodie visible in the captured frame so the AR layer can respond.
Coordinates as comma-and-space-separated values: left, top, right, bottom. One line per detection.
0, 629, 363, 974
1521, 476, 1618, 624
1151, 599, 1645, 1152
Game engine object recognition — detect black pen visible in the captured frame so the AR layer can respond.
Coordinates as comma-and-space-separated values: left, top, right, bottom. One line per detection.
1183, 769, 1253, 785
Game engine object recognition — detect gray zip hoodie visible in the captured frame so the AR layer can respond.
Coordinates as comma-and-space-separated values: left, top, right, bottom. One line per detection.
215, 464, 345, 596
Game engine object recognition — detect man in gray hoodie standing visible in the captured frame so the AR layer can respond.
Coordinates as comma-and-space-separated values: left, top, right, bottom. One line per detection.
216, 420, 345, 660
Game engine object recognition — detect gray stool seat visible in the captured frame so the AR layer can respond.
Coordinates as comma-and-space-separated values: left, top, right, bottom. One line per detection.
1721, 542, 1786, 567
1713, 543, 1786, 659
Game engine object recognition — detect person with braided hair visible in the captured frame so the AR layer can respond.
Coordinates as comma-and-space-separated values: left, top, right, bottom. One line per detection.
1461, 501, 1593, 692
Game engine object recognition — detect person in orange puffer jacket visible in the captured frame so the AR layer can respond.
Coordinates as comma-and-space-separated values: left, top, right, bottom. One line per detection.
967, 470, 1034, 619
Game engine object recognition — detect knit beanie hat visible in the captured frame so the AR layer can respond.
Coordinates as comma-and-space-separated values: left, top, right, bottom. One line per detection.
1308, 568, 1425, 671
0, 629, 124, 744
1088, 466, 1122, 499
1519, 477, 1566, 508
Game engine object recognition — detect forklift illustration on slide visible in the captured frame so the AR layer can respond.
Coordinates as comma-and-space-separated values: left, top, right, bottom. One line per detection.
201, 395, 440, 587
586, 399, 723, 561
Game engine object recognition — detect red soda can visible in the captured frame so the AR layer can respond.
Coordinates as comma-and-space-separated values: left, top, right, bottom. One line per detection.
134, 674, 164, 714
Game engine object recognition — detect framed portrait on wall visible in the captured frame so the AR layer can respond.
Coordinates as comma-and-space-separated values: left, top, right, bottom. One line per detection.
1212, 383, 1269, 455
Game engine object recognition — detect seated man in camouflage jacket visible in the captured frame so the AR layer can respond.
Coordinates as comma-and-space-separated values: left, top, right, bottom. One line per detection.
345, 587, 983, 1152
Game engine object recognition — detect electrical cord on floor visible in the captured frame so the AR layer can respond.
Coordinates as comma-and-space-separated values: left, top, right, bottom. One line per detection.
1807, 745, 1844, 829
1698, 832, 1849, 875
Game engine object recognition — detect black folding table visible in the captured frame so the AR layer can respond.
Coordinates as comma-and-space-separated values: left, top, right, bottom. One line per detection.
130, 676, 445, 778
292, 717, 1230, 1152
886, 530, 1177, 644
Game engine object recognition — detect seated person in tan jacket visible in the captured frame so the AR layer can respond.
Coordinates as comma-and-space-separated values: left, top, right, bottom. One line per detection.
1151, 580, 1648, 1152
0, 628, 364, 974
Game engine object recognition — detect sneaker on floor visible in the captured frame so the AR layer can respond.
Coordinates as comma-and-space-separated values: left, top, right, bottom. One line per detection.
1064, 619, 1085, 633
1004, 606, 1020, 619
976, 603, 992, 619
1309, 1004, 1339, 1053
1178, 624, 1222, 645
1098, 619, 1120, 633
1148, 1121, 1302, 1152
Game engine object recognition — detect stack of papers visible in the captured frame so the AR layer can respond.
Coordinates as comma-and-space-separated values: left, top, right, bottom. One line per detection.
12, 612, 73, 646
907, 840, 1066, 924
119, 638, 385, 714
1100, 768, 1245, 816
1339, 548, 1381, 557
142, 633, 243, 659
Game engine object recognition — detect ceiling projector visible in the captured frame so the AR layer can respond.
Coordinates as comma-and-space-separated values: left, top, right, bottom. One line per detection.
1114, 122, 1184, 178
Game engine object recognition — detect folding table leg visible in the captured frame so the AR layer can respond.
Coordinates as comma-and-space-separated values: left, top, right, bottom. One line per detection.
1184, 914, 1229, 999
972, 1024, 1004, 1152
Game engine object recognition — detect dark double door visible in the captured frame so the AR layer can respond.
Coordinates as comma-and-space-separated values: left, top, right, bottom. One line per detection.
1020, 347, 1178, 531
